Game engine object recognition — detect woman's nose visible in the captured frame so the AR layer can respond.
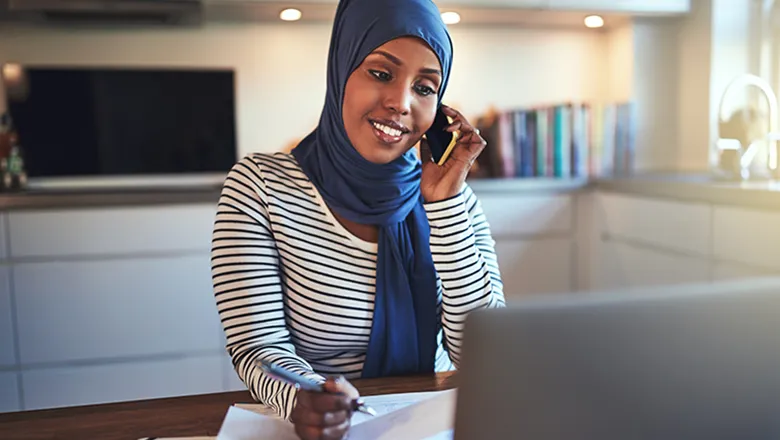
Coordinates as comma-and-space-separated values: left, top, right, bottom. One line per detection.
383, 83, 412, 115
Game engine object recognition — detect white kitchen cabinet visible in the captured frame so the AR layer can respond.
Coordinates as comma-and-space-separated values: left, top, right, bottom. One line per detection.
0, 373, 19, 412
598, 193, 711, 257
22, 354, 224, 410
712, 206, 780, 272
8, 203, 217, 258
494, 238, 573, 301
478, 194, 573, 237
712, 262, 780, 281
595, 240, 710, 290
0, 267, 15, 368
0, 214, 7, 261
14, 255, 221, 364
547, 0, 690, 14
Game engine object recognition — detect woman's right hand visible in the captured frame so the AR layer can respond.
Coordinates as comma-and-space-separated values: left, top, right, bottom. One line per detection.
290, 376, 360, 440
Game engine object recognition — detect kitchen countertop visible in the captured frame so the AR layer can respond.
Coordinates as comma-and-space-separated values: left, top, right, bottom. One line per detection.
0, 185, 225, 210
595, 174, 780, 210
0, 174, 777, 211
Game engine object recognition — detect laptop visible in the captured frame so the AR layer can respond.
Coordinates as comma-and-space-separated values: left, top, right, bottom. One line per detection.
453, 277, 780, 440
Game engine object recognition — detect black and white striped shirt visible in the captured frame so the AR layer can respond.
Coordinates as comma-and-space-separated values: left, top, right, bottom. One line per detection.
211, 152, 505, 420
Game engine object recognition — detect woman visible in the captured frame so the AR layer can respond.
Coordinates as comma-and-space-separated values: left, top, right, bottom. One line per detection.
211, 0, 505, 438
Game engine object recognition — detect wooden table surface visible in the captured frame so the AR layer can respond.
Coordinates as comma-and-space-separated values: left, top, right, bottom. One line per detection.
0, 372, 457, 440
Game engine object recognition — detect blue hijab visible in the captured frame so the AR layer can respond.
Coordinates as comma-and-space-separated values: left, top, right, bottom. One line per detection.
291, 0, 453, 378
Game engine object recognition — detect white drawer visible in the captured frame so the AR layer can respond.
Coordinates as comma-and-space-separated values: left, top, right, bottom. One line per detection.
8, 203, 217, 258
494, 238, 573, 301
22, 354, 223, 410
0, 266, 15, 367
0, 372, 19, 413
713, 206, 780, 271
479, 194, 573, 237
15, 255, 221, 364
599, 194, 711, 256
712, 262, 780, 281
595, 241, 710, 290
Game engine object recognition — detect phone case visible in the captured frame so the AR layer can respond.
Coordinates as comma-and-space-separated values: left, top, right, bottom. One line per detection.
424, 107, 459, 166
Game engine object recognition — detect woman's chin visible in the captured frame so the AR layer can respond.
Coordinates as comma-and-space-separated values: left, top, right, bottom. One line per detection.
355, 145, 406, 165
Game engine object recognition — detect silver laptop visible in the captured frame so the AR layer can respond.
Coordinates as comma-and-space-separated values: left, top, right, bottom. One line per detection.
453, 277, 780, 439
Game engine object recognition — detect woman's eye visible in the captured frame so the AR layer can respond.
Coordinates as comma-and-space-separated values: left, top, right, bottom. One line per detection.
369, 69, 392, 82
415, 84, 436, 96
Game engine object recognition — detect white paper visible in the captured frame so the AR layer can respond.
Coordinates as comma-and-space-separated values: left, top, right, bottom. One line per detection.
217, 406, 298, 440
348, 389, 456, 440
237, 390, 449, 426
350, 390, 453, 426
219, 389, 457, 440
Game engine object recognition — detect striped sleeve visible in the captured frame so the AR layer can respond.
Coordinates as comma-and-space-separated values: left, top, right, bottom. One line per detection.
424, 183, 506, 367
211, 156, 325, 421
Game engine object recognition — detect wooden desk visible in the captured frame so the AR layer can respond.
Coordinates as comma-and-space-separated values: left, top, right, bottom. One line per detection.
0, 372, 456, 440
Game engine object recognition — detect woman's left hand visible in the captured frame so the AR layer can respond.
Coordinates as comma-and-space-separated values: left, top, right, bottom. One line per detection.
420, 105, 487, 203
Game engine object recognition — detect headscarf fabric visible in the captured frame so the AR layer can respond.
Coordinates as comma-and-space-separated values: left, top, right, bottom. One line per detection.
291, 0, 453, 378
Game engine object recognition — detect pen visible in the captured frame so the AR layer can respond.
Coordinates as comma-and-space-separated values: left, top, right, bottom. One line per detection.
257, 359, 378, 417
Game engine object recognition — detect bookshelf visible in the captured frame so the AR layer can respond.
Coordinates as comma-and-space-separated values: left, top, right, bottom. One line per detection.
470, 101, 637, 181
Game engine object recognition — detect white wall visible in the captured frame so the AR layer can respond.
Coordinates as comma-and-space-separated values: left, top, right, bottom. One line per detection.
601, 18, 684, 172
631, 19, 681, 171
0, 22, 608, 159
605, 22, 634, 102
675, 0, 714, 172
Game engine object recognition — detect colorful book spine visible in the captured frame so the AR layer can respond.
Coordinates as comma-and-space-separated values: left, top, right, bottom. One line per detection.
471, 100, 634, 180
590, 102, 603, 177
535, 108, 548, 177
497, 112, 515, 178
523, 111, 537, 177
546, 107, 555, 177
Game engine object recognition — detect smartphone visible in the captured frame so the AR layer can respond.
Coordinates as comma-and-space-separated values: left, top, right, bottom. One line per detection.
424, 107, 458, 166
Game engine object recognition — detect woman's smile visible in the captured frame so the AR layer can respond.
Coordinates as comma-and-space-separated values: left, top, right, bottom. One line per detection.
369, 118, 410, 145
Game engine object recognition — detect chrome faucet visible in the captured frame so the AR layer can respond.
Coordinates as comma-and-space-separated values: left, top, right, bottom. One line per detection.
714, 73, 779, 179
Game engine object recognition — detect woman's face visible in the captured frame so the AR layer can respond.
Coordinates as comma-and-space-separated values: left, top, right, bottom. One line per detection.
342, 37, 442, 164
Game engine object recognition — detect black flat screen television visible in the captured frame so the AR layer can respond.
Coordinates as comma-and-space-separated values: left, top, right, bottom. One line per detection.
2, 66, 237, 183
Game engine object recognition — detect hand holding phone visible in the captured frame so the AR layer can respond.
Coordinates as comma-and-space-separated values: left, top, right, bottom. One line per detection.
420, 104, 487, 203
423, 108, 459, 166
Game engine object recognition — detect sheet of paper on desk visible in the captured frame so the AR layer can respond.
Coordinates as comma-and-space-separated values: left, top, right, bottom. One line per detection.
349, 389, 456, 439
217, 406, 298, 440
350, 390, 455, 427
235, 389, 451, 425
219, 389, 456, 440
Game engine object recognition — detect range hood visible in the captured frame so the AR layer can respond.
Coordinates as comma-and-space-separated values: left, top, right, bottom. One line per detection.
4, 0, 204, 25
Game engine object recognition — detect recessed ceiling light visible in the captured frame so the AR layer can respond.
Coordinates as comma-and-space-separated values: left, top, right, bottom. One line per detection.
584, 15, 604, 28
280, 8, 302, 21
441, 11, 461, 25
2, 63, 22, 81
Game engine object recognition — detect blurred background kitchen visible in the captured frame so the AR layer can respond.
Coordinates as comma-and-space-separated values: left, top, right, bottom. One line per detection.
0, 0, 778, 414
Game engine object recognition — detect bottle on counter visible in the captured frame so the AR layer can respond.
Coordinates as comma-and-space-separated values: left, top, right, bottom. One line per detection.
0, 113, 12, 161
5, 144, 27, 191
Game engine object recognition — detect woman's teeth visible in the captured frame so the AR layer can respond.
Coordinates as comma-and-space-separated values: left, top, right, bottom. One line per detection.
372, 122, 403, 137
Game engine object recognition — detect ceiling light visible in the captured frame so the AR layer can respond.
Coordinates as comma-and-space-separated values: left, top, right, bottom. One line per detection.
584, 15, 604, 28
280, 8, 302, 21
2, 63, 22, 81
441, 11, 461, 25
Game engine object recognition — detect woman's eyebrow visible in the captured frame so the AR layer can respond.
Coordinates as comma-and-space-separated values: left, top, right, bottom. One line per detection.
370, 50, 442, 76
